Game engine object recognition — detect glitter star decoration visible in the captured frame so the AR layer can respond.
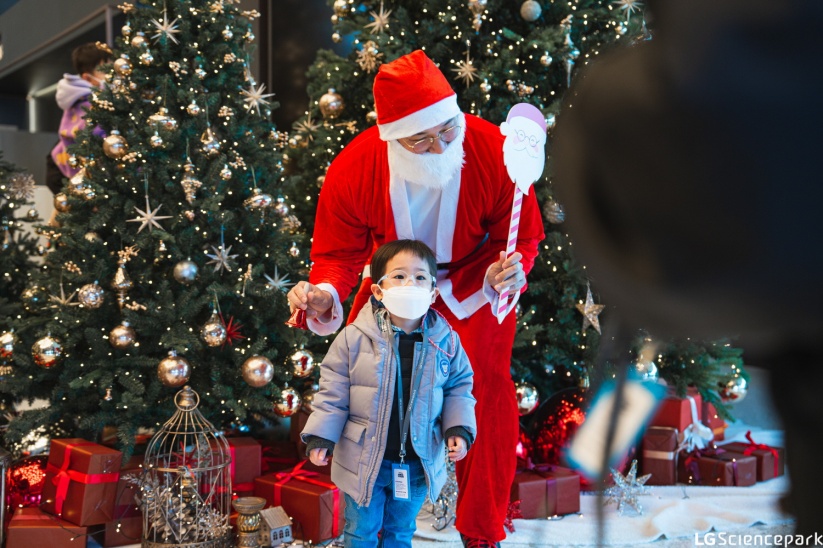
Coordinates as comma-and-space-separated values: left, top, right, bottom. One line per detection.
604, 460, 651, 515
293, 112, 320, 141
452, 50, 478, 88
576, 284, 605, 334
49, 277, 79, 308
219, 313, 245, 347
206, 244, 238, 274
264, 266, 294, 292
151, 11, 180, 44
612, 0, 643, 21
364, 1, 392, 34
128, 195, 172, 233
6, 173, 36, 201
240, 82, 275, 116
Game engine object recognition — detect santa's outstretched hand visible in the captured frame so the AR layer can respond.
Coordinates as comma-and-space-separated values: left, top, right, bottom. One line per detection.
494, 104, 548, 323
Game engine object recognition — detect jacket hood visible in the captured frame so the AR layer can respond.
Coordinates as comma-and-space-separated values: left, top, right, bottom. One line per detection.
353, 299, 453, 345
55, 74, 94, 110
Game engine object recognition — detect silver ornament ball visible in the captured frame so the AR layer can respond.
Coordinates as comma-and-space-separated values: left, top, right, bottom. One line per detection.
0, 330, 17, 364
289, 348, 315, 378
520, 0, 542, 22
78, 283, 105, 308
173, 260, 199, 284
273, 386, 302, 417
241, 356, 274, 388
719, 376, 748, 403
200, 311, 227, 347
515, 382, 540, 416
31, 335, 63, 369
109, 321, 136, 349
187, 102, 201, 116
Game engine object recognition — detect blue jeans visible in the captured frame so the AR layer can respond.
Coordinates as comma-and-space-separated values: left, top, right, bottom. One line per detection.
343, 459, 427, 548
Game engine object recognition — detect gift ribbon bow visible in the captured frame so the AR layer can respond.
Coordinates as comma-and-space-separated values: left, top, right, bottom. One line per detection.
48, 442, 120, 515
504, 500, 523, 533
742, 430, 780, 478
273, 461, 341, 537
677, 396, 714, 453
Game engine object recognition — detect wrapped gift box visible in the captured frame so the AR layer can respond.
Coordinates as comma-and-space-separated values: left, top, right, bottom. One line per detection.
102, 458, 143, 547
225, 437, 262, 488
649, 390, 702, 432
701, 402, 728, 441
641, 426, 678, 485
678, 450, 757, 486
41, 438, 122, 526
510, 465, 580, 518
6, 507, 100, 548
720, 434, 785, 481
261, 440, 301, 474
254, 462, 345, 542
102, 515, 142, 547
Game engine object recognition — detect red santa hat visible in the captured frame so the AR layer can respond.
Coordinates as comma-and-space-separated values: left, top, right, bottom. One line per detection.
374, 50, 461, 141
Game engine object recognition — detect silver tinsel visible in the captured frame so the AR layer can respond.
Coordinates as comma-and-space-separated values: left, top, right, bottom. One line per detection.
604, 460, 651, 516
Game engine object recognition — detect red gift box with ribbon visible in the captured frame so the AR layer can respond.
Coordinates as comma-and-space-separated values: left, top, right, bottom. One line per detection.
253, 461, 345, 542
289, 408, 312, 456
720, 431, 785, 481
649, 389, 702, 432
641, 426, 678, 485
678, 448, 757, 486
41, 438, 122, 526
226, 437, 262, 489
261, 440, 301, 474
510, 462, 580, 518
6, 507, 100, 548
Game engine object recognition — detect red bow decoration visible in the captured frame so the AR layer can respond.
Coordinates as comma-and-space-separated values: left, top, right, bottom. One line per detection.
743, 430, 780, 478
504, 500, 523, 533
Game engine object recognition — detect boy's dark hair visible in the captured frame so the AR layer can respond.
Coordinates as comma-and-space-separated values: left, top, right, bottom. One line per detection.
370, 240, 437, 284
72, 42, 111, 75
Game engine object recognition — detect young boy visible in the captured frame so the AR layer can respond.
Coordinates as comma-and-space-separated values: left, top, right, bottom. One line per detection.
49, 42, 111, 183
302, 240, 476, 548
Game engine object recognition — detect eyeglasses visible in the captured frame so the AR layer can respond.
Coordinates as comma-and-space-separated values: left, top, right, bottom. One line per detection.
515, 129, 540, 148
377, 269, 435, 288
400, 124, 462, 154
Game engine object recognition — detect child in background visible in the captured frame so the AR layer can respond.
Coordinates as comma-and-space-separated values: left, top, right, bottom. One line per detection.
302, 239, 476, 548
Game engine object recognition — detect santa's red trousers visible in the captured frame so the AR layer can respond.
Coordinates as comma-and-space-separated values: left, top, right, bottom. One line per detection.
438, 301, 517, 543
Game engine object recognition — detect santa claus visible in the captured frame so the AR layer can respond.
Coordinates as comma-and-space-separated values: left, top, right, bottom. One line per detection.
287, 50, 544, 546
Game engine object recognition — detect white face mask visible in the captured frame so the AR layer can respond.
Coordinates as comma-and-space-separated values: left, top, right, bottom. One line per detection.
379, 285, 433, 320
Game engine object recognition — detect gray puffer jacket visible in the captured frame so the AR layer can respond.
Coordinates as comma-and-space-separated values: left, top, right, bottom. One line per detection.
301, 301, 477, 507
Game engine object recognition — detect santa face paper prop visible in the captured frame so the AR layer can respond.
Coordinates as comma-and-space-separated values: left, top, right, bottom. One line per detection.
500, 103, 548, 194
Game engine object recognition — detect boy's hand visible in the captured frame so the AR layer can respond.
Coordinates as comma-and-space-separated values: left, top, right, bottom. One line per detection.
447, 436, 467, 462
309, 447, 329, 466
486, 251, 526, 295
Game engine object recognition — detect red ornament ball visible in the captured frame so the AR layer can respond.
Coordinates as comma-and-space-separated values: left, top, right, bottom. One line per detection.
530, 387, 588, 466
6, 455, 49, 509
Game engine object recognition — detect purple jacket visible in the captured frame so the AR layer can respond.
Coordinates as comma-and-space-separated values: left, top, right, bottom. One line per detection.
50, 74, 104, 178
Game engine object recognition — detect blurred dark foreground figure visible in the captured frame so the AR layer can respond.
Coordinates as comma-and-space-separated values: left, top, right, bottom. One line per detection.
554, 0, 823, 535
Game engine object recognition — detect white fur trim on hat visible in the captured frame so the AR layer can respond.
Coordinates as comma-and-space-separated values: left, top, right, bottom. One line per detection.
377, 95, 461, 141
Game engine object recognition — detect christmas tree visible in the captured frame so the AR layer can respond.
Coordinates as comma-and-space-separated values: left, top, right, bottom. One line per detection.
1, 0, 314, 456
281, 0, 646, 396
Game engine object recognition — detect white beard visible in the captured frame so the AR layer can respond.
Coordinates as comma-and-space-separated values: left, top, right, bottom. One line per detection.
386, 113, 466, 189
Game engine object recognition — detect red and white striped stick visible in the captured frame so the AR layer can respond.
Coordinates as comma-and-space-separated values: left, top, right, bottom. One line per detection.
495, 187, 524, 323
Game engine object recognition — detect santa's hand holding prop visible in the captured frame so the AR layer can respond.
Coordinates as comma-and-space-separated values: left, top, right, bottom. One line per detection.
495, 103, 548, 323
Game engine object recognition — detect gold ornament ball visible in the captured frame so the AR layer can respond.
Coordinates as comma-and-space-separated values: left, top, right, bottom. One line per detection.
365, 110, 378, 124
139, 51, 154, 65
302, 384, 320, 413
130, 32, 147, 48
200, 311, 227, 347
0, 331, 17, 364
114, 57, 132, 76
157, 351, 191, 387
150, 132, 164, 148
515, 381, 540, 416
187, 102, 201, 116
84, 231, 101, 243
330, 14, 339, 24
68, 169, 87, 196
318, 89, 345, 120
78, 283, 105, 308
200, 127, 221, 156
469, 0, 488, 15
274, 197, 289, 217
480, 80, 492, 93
719, 376, 748, 403
82, 186, 96, 201
245, 30, 255, 43
222, 25, 233, 40
103, 130, 128, 159
31, 335, 64, 369
148, 107, 178, 131
219, 165, 232, 180
332, 0, 348, 16
109, 321, 136, 349
273, 386, 302, 417
520, 0, 542, 21
244, 188, 273, 210
331, 32, 341, 43
21, 286, 47, 311
195, 67, 207, 79
540, 53, 553, 66
543, 199, 566, 224
241, 356, 274, 388
27, 208, 39, 221
289, 348, 315, 378
121, 23, 132, 37
289, 243, 300, 257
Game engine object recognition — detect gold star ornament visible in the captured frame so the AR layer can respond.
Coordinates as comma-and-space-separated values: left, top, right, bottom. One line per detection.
364, 1, 392, 35
576, 284, 605, 334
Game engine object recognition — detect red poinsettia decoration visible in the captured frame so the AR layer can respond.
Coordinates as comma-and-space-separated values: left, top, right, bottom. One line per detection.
220, 314, 246, 346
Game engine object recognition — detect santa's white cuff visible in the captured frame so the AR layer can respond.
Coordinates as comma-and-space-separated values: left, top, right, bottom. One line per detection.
307, 283, 344, 336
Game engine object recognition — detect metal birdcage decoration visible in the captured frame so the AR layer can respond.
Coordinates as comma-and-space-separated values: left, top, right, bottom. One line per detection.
140, 386, 233, 547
